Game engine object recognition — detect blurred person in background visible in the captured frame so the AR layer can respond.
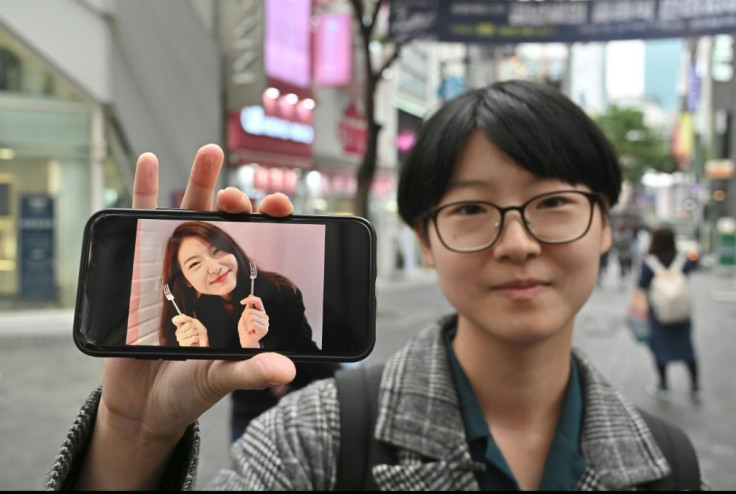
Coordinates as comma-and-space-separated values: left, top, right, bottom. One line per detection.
638, 226, 700, 402
614, 225, 635, 289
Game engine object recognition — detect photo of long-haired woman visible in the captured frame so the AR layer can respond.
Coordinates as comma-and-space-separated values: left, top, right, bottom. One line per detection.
126, 219, 325, 352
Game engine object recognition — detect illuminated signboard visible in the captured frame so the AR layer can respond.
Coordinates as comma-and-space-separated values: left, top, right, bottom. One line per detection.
265, 0, 312, 88
240, 106, 315, 144
315, 14, 353, 86
390, 0, 736, 44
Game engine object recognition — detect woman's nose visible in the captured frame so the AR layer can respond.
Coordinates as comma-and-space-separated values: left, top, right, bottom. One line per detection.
206, 260, 221, 274
491, 212, 542, 262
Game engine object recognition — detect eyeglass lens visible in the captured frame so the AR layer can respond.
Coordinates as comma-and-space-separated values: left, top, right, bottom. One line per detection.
434, 191, 594, 252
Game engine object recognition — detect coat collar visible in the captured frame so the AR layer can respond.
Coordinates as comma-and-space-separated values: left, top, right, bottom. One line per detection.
373, 315, 671, 490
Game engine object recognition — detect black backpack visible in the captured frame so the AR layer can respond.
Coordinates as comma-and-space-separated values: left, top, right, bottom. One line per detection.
334, 364, 701, 491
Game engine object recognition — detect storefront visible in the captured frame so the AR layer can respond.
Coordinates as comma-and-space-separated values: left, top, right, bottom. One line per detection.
0, 26, 130, 310
225, 83, 316, 207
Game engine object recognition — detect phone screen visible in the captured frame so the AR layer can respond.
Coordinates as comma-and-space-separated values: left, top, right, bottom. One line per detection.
74, 210, 376, 361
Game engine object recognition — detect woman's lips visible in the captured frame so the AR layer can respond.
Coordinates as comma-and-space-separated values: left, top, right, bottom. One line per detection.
493, 280, 549, 301
211, 271, 230, 284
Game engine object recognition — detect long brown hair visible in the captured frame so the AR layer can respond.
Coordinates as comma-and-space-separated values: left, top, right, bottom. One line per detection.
648, 226, 677, 264
158, 221, 294, 345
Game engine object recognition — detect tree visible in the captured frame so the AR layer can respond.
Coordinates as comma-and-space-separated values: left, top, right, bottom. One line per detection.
349, 0, 402, 219
594, 105, 674, 185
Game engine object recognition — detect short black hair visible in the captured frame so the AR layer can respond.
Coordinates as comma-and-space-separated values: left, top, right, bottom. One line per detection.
397, 80, 622, 232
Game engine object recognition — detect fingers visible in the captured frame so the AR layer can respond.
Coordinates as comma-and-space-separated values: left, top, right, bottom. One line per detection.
175, 321, 197, 346
173, 316, 207, 347
217, 187, 253, 214
132, 153, 159, 209
240, 295, 264, 311
218, 190, 293, 217
242, 310, 269, 335
258, 192, 294, 217
180, 144, 224, 211
213, 353, 296, 392
240, 300, 269, 334
172, 314, 193, 326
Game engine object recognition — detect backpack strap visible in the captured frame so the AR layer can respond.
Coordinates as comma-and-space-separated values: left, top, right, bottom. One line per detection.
647, 253, 687, 274
671, 252, 688, 272
334, 364, 393, 491
646, 254, 666, 274
637, 407, 701, 491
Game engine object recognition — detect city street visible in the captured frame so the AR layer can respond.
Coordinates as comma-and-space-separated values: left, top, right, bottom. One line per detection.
1, 266, 735, 489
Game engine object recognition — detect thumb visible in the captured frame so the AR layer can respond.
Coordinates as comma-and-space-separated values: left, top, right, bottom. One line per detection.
210, 353, 296, 394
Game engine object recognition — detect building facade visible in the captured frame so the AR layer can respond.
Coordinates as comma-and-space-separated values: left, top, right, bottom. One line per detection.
0, 0, 221, 311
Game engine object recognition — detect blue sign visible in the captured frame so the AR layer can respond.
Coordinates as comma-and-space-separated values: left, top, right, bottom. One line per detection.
687, 63, 700, 113
20, 195, 56, 300
390, 0, 736, 44
437, 76, 466, 101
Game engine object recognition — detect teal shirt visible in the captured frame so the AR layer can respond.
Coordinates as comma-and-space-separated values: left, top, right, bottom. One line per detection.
443, 326, 587, 491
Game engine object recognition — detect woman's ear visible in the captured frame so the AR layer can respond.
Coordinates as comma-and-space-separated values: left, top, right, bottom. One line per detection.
599, 212, 612, 255
413, 223, 436, 268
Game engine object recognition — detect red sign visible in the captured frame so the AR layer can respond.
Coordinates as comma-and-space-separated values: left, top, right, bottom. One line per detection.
338, 102, 368, 156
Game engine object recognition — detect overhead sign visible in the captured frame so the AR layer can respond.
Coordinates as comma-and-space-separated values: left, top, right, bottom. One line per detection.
389, 0, 736, 44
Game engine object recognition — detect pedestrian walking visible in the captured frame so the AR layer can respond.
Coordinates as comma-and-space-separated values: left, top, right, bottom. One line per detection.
638, 227, 701, 402
45, 80, 706, 490
615, 226, 635, 286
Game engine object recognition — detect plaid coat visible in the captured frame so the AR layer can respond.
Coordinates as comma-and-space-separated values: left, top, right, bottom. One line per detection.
46, 317, 707, 490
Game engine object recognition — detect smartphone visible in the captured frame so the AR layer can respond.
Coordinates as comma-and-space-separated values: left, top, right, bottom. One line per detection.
73, 208, 376, 362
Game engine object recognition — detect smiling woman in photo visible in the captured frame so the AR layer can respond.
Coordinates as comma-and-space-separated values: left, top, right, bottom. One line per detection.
158, 221, 318, 352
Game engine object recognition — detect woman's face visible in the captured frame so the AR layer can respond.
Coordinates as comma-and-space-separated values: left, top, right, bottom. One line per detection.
177, 236, 239, 298
417, 130, 611, 347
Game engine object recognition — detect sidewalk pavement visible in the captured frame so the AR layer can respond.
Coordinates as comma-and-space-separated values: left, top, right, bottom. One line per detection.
577, 264, 736, 490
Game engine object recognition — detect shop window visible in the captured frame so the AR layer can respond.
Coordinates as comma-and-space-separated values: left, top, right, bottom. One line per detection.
0, 47, 21, 91
0, 26, 82, 101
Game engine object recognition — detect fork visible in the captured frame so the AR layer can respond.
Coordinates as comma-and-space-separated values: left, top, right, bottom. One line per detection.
249, 261, 257, 297
163, 283, 182, 315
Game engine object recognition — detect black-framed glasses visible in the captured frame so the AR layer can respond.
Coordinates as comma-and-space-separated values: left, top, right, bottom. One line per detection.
421, 190, 604, 253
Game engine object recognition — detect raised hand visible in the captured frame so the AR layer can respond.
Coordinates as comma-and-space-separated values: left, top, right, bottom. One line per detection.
76, 144, 296, 490
172, 315, 210, 347
238, 295, 269, 348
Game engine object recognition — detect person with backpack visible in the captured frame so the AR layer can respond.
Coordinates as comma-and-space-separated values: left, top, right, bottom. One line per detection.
638, 227, 700, 402
45, 81, 706, 490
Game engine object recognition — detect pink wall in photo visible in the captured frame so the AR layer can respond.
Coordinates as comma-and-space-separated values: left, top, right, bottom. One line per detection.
126, 219, 326, 348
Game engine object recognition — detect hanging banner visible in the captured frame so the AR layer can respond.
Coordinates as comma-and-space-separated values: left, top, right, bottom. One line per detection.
389, 0, 736, 44
314, 13, 353, 86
